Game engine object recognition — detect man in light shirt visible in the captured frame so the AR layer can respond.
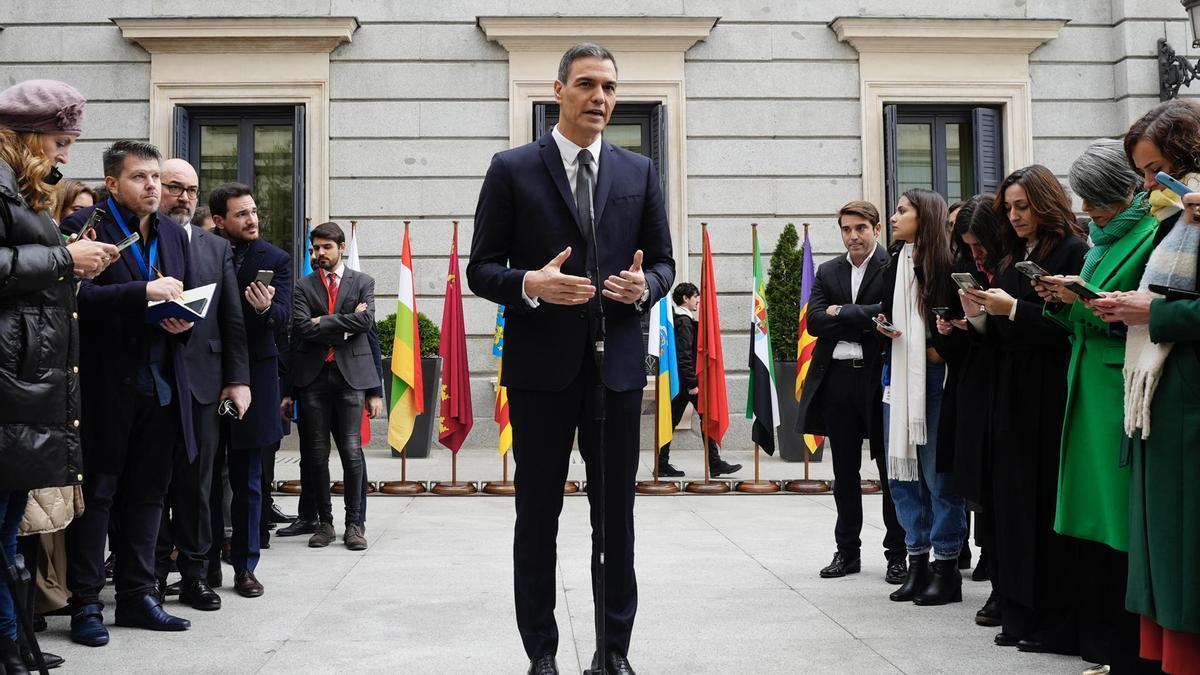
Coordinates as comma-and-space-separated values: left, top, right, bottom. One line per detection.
795, 200, 907, 584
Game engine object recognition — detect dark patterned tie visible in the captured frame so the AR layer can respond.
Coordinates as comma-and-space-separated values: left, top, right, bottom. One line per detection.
575, 148, 594, 228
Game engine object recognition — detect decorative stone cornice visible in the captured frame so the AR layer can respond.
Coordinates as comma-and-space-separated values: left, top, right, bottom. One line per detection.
113, 16, 359, 54
830, 17, 1067, 54
477, 15, 717, 52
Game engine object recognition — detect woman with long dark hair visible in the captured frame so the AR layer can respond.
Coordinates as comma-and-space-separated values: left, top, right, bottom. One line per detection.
873, 187, 966, 606
959, 165, 1087, 657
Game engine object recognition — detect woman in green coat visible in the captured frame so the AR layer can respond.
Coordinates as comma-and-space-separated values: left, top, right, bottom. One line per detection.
1037, 139, 1159, 672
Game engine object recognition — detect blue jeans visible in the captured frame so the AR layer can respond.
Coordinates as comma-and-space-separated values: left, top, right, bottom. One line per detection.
883, 363, 966, 560
0, 491, 28, 639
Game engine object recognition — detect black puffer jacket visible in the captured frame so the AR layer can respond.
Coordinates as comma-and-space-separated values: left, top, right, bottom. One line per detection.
0, 160, 83, 491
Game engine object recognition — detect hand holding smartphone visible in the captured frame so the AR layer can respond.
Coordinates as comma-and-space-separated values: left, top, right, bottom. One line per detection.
873, 314, 901, 337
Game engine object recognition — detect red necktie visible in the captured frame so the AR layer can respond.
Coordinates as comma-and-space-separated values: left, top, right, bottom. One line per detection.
324, 271, 339, 363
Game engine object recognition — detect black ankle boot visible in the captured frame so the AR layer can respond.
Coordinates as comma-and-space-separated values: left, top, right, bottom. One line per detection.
1, 635, 30, 675
913, 558, 963, 605
888, 554, 929, 602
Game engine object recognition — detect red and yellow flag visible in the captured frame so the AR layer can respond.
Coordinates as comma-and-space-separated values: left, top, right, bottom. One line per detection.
795, 225, 825, 454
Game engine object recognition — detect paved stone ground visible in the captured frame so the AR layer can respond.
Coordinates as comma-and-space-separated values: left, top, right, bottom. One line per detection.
36, 446, 1087, 674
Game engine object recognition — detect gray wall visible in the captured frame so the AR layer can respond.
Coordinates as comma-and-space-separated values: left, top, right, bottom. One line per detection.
2, 0, 1197, 451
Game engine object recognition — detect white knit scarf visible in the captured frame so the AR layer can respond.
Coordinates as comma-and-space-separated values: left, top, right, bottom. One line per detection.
886, 243, 927, 481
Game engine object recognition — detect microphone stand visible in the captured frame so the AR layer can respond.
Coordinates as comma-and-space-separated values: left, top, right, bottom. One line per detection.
583, 180, 608, 675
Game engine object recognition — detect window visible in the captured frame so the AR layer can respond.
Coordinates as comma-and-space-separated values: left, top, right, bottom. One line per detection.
533, 102, 668, 215
174, 105, 307, 274
884, 104, 1002, 212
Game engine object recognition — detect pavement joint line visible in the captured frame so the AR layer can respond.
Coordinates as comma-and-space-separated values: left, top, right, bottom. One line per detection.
558, 558, 584, 673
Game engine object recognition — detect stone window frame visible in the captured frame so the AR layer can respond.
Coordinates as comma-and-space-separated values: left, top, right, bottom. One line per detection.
477, 15, 718, 280
831, 17, 1067, 211
113, 16, 359, 226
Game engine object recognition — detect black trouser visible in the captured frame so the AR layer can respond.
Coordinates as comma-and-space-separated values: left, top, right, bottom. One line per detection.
295, 468, 369, 524
1076, 539, 1161, 672
658, 391, 721, 463
508, 356, 641, 659
156, 398, 218, 582
67, 396, 177, 608
296, 362, 365, 526
821, 360, 906, 561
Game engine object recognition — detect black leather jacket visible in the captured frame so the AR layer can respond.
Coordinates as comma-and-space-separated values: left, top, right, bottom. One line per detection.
0, 160, 83, 491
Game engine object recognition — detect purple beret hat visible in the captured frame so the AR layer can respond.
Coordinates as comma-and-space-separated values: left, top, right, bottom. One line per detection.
0, 79, 86, 135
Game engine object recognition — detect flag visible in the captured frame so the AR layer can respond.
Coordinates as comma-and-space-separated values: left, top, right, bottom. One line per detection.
437, 224, 473, 452
492, 306, 512, 456
746, 225, 780, 454
388, 223, 423, 451
342, 221, 371, 445
795, 227, 825, 454
696, 225, 730, 445
648, 296, 680, 449
301, 219, 314, 278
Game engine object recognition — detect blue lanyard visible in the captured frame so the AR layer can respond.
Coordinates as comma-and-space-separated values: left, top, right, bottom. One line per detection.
108, 197, 157, 280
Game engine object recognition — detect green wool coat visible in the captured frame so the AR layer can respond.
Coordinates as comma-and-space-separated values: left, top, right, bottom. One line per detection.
1048, 213, 1158, 551
1125, 295, 1200, 633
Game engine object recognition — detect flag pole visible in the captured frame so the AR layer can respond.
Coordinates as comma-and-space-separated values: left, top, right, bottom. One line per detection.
785, 222, 830, 495
381, 220, 427, 496
686, 223, 728, 494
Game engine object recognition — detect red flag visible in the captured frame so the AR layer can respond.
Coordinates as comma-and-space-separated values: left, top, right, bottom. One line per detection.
437, 223, 473, 452
696, 225, 730, 445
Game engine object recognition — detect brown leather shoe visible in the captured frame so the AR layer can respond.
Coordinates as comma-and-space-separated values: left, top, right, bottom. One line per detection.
308, 523, 336, 548
343, 523, 367, 551
234, 570, 264, 598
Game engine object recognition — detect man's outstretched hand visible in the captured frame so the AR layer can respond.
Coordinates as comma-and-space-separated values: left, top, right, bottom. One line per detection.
523, 247, 596, 305
602, 249, 647, 305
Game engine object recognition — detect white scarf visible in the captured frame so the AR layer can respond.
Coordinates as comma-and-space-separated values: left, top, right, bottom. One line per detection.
886, 243, 927, 481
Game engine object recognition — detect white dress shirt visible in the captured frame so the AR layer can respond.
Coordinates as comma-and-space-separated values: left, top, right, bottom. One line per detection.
832, 242, 877, 360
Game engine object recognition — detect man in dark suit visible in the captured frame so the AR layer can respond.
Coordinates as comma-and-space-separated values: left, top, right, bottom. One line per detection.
153, 159, 249, 611
283, 221, 377, 551
796, 200, 906, 584
466, 43, 674, 675
63, 141, 195, 645
205, 183, 292, 598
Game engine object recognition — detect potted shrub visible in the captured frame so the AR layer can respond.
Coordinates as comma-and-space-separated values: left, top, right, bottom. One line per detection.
378, 311, 442, 458
765, 223, 823, 462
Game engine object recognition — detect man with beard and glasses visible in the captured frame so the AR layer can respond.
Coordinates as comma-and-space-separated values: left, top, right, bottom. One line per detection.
153, 159, 250, 611
207, 182, 291, 598
282, 221, 379, 551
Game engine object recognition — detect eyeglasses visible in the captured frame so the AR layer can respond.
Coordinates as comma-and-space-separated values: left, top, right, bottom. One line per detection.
164, 182, 200, 198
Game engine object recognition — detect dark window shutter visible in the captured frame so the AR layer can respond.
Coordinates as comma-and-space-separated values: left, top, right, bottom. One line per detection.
292, 104, 307, 278
533, 103, 550, 139
972, 107, 1003, 197
884, 104, 898, 222
650, 103, 668, 216
172, 105, 190, 161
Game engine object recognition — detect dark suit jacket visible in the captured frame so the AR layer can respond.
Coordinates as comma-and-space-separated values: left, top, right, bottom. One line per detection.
289, 267, 377, 392
183, 225, 249, 405
466, 132, 675, 392
795, 244, 888, 449
227, 237, 291, 450
66, 204, 196, 470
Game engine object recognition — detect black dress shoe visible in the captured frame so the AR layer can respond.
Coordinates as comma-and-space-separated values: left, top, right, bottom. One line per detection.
889, 555, 929, 602
268, 503, 297, 524
709, 459, 742, 477
180, 578, 222, 611
657, 461, 685, 478
819, 552, 861, 578
527, 653, 558, 674
1016, 639, 1052, 654
276, 518, 318, 537
22, 648, 64, 670
114, 593, 190, 631
104, 552, 115, 580
994, 631, 1020, 647
975, 591, 1001, 626
161, 579, 181, 597
913, 558, 962, 605
590, 651, 636, 675
885, 557, 907, 585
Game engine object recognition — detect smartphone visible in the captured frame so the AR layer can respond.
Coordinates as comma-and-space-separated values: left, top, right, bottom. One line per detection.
872, 316, 898, 333
1149, 283, 1200, 301
115, 231, 140, 251
254, 269, 275, 286
1064, 281, 1101, 301
1156, 171, 1192, 196
1015, 260, 1049, 280
931, 306, 951, 318
951, 272, 983, 293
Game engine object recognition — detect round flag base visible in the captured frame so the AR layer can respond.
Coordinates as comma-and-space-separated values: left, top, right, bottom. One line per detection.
332, 481, 378, 496
860, 479, 882, 494
279, 480, 303, 495
784, 479, 830, 494
684, 480, 731, 494
432, 481, 478, 496
735, 480, 780, 494
635, 480, 680, 495
482, 480, 515, 495
564, 481, 581, 495
379, 480, 426, 495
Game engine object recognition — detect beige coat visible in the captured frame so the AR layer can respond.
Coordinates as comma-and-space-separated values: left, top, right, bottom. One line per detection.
19, 486, 83, 536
